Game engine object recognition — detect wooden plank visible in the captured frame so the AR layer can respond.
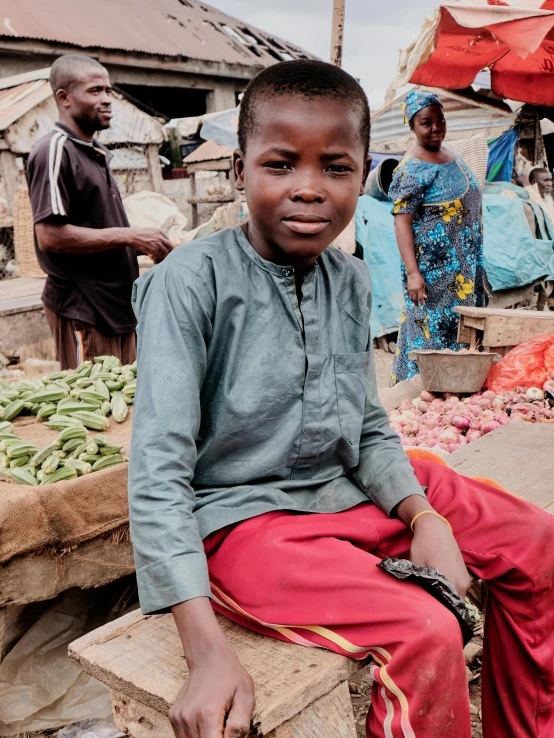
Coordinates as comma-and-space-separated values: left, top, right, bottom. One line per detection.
459, 317, 486, 331
0, 536, 134, 607
448, 423, 554, 509
70, 609, 366, 736
271, 682, 356, 738
0, 150, 19, 214
111, 682, 356, 738
145, 144, 163, 195
187, 160, 232, 173
454, 306, 554, 320
482, 314, 554, 349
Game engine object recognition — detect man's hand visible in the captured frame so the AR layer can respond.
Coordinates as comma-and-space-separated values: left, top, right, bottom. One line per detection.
169, 648, 255, 738
410, 514, 471, 598
395, 495, 471, 598
407, 270, 426, 308
129, 228, 173, 263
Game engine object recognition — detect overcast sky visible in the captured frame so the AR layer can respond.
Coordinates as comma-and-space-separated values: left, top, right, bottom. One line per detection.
207, 0, 438, 111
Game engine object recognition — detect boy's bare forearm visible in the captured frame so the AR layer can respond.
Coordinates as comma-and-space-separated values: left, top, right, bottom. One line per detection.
172, 597, 236, 666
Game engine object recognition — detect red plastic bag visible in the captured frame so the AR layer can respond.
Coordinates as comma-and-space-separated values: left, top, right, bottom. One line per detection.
486, 334, 554, 392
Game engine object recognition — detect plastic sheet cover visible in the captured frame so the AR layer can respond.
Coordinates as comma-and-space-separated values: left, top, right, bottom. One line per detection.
482, 194, 554, 291
355, 195, 404, 338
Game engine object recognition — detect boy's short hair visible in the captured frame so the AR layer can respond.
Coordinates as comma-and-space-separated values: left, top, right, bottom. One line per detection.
50, 54, 107, 94
238, 60, 370, 154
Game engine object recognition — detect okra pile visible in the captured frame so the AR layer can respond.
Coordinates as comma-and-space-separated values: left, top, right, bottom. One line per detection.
0, 355, 136, 429
0, 421, 127, 485
0, 355, 135, 485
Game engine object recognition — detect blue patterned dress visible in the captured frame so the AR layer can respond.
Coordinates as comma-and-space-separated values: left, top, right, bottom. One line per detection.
389, 156, 485, 385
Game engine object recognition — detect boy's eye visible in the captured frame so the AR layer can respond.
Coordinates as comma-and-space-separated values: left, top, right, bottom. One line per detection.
327, 165, 352, 174
264, 161, 292, 170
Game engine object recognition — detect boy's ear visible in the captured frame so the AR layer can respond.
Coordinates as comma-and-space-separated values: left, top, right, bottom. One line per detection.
359, 154, 372, 196
233, 149, 245, 191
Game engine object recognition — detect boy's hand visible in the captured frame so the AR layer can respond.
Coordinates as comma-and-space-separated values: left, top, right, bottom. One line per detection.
410, 514, 471, 598
169, 649, 255, 738
170, 597, 255, 738
395, 495, 471, 598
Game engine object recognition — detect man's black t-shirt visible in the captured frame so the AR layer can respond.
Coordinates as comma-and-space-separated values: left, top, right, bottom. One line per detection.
26, 123, 139, 335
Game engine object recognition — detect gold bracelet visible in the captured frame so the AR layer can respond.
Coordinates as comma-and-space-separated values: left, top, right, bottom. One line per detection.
410, 510, 452, 533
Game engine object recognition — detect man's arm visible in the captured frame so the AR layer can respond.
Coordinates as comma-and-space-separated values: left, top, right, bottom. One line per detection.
35, 221, 173, 263
130, 257, 255, 738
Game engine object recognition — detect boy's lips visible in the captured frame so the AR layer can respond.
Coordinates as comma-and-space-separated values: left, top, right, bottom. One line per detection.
283, 215, 330, 235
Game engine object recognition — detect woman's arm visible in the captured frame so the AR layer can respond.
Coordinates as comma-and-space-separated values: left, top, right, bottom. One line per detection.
394, 214, 426, 307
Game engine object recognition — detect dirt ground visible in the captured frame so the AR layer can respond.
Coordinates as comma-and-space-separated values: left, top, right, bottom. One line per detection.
373, 348, 395, 389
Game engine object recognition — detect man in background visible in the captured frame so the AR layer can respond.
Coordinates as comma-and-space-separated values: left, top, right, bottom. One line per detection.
526, 167, 554, 230
26, 54, 172, 369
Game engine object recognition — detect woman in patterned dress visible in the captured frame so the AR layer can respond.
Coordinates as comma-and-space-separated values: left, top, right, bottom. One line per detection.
389, 91, 485, 385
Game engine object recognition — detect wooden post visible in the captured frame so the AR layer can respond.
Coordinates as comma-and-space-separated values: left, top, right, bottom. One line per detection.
189, 172, 198, 229
330, 0, 346, 67
145, 144, 163, 194
0, 150, 19, 215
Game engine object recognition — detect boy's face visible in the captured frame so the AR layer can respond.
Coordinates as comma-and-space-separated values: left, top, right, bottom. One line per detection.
234, 96, 370, 268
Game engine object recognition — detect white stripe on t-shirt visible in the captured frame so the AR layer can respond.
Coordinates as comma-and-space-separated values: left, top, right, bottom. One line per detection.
48, 130, 68, 216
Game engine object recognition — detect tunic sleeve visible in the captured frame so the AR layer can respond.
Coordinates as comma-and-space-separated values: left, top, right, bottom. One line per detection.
388, 157, 426, 217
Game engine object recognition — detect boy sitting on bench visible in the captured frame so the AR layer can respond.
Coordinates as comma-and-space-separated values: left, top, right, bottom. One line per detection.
130, 60, 554, 738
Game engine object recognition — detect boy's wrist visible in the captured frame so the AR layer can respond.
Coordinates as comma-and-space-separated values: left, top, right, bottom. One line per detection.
172, 597, 234, 666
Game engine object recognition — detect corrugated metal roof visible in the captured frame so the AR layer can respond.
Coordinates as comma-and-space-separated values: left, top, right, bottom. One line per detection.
371, 87, 516, 154
0, 0, 313, 68
183, 139, 232, 163
0, 70, 164, 151
0, 79, 52, 131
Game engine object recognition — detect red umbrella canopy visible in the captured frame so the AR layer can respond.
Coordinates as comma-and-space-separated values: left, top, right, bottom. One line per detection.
403, 1, 554, 106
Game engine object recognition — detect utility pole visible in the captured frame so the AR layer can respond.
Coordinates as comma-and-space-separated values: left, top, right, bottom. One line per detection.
330, 0, 345, 67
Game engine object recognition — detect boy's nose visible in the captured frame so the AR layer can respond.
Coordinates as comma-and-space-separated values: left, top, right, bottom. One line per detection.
290, 182, 325, 202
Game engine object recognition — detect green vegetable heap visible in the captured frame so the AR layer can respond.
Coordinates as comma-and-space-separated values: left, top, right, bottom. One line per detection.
0, 356, 135, 486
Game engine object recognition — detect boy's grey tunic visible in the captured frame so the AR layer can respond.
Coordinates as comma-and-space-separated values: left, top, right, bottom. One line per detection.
130, 225, 425, 614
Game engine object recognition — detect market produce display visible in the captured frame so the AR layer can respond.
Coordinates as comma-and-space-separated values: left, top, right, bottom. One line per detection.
0, 422, 127, 485
0, 356, 135, 485
388, 376, 554, 453
0, 357, 135, 425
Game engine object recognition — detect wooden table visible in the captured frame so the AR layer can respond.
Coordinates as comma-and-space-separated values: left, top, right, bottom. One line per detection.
0, 276, 49, 355
454, 306, 554, 355
448, 421, 554, 512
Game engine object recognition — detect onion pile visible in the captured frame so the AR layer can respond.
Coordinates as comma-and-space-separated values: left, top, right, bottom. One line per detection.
388, 376, 554, 453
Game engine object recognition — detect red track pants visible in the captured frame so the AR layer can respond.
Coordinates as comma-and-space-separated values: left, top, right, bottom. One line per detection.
205, 459, 554, 738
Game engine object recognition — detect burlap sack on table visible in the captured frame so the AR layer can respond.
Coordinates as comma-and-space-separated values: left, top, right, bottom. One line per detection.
0, 411, 133, 564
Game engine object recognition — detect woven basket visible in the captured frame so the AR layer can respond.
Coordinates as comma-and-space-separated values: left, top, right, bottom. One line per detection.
449, 134, 489, 189
14, 182, 45, 279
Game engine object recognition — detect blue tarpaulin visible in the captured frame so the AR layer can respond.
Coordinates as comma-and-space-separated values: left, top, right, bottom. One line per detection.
355, 195, 404, 338
355, 193, 554, 335
486, 127, 518, 183
482, 194, 554, 290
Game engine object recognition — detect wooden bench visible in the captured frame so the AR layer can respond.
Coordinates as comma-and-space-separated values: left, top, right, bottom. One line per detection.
70, 609, 367, 738
69, 422, 554, 737
454, 306, 554, 355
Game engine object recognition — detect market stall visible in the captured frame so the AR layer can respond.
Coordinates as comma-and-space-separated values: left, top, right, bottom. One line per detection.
0, 358, 136, 662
